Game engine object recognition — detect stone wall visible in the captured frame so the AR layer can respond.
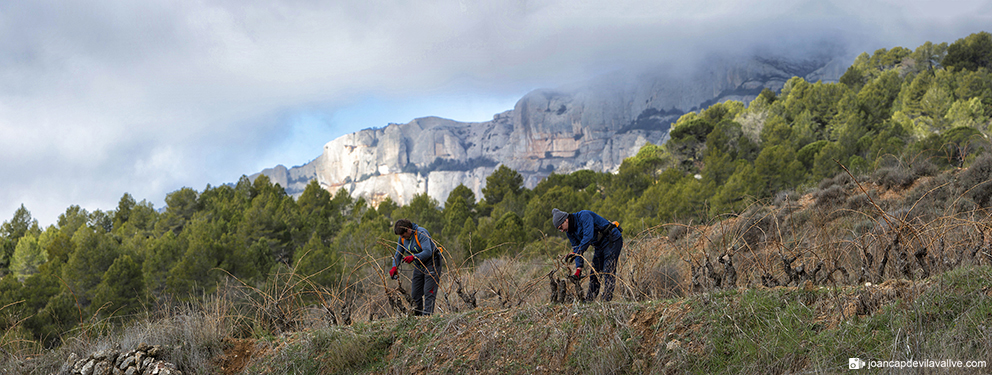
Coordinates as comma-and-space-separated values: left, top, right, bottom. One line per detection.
60, 343, 181, 375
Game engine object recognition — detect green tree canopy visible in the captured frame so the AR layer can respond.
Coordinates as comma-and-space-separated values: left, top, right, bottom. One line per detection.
10, 234, 46, 281
443, 194, 474, 241
1, 205, 40, 272
91, 255, 145, 318
113, 193, 136, 230
482, 165, 524, 206
142, 231, 184, 302
487, 212, 526, 258
910, 41, 948, 74
293, 233, 343, 289
943, 31, 992, 72
63, 227, 120, 307
393, 193, 443, 236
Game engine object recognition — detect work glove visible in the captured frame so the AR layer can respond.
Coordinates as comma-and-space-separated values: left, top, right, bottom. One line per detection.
569, 267, 582, 281
403, 255, 416, 264
389, 266, 398, 279
564, 252, 576, 263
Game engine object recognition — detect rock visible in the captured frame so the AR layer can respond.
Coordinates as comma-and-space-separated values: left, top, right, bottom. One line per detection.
73, 357, 88, 373
60, 353, 80, 375
148, 361, 182, 375
62, 345, 180, 375
256, 50, 849, 207
93, 361, 111, 375
119, 355, 136, 370
115, 351, 128, 369
141, 357, 153, 371
146, 345, 161, 358
80, 358, 97, 375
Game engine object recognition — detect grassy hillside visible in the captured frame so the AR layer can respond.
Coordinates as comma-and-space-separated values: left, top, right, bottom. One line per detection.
7, 266, 990, 374
6, 161, 992, 374
240, 267, 991, 374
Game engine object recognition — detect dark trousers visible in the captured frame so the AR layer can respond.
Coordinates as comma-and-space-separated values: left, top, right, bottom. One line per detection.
587, 236, 623, 301
411, 262, 441, 315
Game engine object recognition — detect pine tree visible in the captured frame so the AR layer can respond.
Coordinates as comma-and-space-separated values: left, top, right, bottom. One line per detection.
292, 234, 342, 288
1, 205, 39, 272
63, 227, 120, 307
10, 234, 46, 281
482, 165, 524, 206
91, 255, 145, 318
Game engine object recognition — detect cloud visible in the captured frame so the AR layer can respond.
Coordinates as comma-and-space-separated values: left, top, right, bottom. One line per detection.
0, 0, 989, 226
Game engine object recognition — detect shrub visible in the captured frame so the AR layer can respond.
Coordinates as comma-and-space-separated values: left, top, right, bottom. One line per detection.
814, 185, 846, 209
905, 171, 954, 213
846, 193, 872, 211
818, 172, 852, 190
910, 157, 939, 178
668, 225, 690, 243
957, 154, 992, 206
873, 167, 914, 190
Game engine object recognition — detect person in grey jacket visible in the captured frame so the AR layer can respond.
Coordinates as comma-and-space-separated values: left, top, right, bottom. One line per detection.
553, 208, 623, 302
388, 219, 443, 315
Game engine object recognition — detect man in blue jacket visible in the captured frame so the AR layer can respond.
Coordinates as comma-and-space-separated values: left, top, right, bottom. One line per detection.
389, 219, 443, 315
553, 208, 623, 302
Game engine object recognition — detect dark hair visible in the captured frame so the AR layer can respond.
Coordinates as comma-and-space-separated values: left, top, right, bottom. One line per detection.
394, 219, 413, 235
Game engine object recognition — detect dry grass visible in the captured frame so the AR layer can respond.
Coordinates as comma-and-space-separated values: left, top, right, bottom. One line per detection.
5, 165, 992, 374
1, 297, 231, 375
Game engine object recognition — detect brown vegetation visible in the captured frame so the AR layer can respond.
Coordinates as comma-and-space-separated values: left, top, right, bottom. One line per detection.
4, 163, 992, 374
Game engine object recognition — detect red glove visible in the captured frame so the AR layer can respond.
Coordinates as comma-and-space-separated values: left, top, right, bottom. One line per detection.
564, 253, 576, 263
389, 266, 398, 279
403, 255, 416, 264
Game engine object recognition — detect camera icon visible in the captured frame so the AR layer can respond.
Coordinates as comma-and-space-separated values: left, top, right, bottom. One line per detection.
849, 358, 866, 369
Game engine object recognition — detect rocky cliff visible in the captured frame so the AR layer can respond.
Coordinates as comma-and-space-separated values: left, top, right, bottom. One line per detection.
256, 49, 850, 206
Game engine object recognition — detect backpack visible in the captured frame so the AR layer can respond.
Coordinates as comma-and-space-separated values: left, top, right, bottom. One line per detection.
595, 220, 623, 242
398, 231, 445, 254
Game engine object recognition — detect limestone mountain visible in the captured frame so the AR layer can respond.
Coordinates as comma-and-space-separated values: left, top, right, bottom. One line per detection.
255, 47, 851, 206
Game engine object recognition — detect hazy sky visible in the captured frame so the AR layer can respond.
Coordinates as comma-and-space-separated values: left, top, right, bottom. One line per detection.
1, 0, 989, 226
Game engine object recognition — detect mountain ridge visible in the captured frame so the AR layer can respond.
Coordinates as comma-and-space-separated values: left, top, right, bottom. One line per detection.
254, 46, 852, 206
